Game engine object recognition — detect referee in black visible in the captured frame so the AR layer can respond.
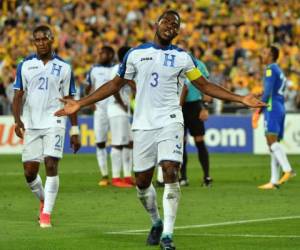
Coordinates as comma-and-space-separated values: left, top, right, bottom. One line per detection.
180, 57, 212, 187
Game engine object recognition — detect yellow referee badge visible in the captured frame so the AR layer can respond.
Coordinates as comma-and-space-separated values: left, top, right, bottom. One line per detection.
186, 68, 202, 81
266, 69, 272, 77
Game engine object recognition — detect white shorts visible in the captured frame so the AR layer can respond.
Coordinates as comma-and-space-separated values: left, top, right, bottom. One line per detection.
94, 109, 109, 143
22, 127, 65, 162
133, 123, 184, 172
109, 116, 131, 145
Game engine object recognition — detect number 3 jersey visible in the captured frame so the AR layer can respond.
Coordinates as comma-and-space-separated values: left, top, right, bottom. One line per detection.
13, 53, 76, 129
117, 42, 201, 130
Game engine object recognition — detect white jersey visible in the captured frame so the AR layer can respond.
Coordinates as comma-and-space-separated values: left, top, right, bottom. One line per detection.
117, 42, 200, 130
86, 64, 115, 110
13, 53, 76, 129
107, 64, 131, 118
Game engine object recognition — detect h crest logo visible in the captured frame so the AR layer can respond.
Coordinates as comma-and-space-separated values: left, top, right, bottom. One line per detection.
163, 54, 176, 67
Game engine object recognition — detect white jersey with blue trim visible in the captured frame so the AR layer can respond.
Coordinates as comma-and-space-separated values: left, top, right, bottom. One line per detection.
117, 42, 198, 130
86, 64, 115, 110
13, 53, 76, 129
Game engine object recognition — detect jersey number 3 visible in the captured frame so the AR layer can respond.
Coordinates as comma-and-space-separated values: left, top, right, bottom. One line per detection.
38, 77, 49, 90
150, 72, 159, 87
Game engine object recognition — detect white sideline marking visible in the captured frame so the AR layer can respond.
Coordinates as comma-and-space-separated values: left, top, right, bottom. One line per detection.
106, 215, 300, 234
114, 232, 300, 239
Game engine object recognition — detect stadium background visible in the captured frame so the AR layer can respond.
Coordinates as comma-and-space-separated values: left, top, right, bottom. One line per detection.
0, 0, 299, 154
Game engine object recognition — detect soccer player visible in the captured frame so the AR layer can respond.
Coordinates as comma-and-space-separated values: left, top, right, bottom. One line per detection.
108, 46, 134, 187
12, 25, 80, 228
253, 45, 296, 189
56, 11, 266, 250
180, 57, 212, 187
86, 46, 115, 187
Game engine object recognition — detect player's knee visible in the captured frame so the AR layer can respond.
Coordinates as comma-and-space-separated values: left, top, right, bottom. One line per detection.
24, 168, 38, 182
194, 135, 204, 142
112, 145, 123, 150
135, 173, 152, 189
96, 142, 106, 149
161, 161, 180, 183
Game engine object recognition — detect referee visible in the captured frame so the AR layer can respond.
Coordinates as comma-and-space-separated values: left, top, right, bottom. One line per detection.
180, 58, 212, 187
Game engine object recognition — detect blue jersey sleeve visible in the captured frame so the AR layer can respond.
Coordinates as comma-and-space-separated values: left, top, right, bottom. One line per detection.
13, 62, 24, 90
262, 67, 276, 104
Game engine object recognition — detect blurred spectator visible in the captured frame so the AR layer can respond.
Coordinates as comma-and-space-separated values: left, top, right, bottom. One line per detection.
0, 0, 299, 114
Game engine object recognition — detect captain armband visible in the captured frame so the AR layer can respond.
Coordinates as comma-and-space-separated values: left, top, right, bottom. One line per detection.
70, 126, 80, 136
185, 68, 202, 81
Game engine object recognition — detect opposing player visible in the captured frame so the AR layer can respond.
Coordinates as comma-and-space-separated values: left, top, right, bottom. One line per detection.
56, 11, 266, 250
12, 25, 80, 228
253, 45, 296, 189
180, 57, 212, 187
108, 46, 134, 187
86, 46, 115, 187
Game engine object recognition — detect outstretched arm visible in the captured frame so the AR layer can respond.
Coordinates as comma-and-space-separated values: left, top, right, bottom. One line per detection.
191, 76, 266, 108
55, 76, 126, 116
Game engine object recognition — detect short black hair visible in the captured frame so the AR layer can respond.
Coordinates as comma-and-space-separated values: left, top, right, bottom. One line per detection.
158, 10, 181, 25
270, 45, 279, 61
33, 25, 53, 38
102, 46, 115, 57
118, 46, 131, 62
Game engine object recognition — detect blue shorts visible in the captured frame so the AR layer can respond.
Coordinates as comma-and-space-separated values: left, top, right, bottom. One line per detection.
264, 110, 285, 140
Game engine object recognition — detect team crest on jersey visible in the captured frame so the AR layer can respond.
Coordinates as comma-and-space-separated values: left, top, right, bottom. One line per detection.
163, 53, 176, 67
51, 63, 62, 76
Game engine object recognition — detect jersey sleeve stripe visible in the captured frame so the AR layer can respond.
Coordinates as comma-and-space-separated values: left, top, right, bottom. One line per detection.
13, 62, 24, 90
69, 71, 76, 96
117, 50, 131, 78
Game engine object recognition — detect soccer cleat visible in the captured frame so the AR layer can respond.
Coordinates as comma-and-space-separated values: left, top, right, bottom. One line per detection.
179, 179, 189, 187
258, 182, 279, 190
98, 177, 110, 187
146, 220, 163, 245
160, 235, 176, 250
278, 170, 296, 185
202, 177, 213, 187
112, 178, 133, 188
123, 176, 136, 186
40, 213, 52, 228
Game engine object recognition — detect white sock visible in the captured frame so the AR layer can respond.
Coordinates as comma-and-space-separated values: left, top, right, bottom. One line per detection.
271, 142, 292, 172
157, 165, 164, 183
27, 174, 44, 201
136, 184, 161, 224
111, 147, 122, 178
163, 182, 180, 235
43, 176, 59, 215
96, 148, 108, 176
122, 148, 132, 177
270, 152, 280, 184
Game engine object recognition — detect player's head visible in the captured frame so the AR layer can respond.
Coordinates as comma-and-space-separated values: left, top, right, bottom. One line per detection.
155, 10, 180, 45
262, 45, 280, 64
32, 25, 54, 57
117, 46, 131, 63
99, 46, 115, 64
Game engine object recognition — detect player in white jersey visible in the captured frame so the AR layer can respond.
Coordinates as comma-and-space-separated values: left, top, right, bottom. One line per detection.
55, 11, 266, 250
86, 46, 115, 187
12, 25, 80, 228
107, 46, 135, 187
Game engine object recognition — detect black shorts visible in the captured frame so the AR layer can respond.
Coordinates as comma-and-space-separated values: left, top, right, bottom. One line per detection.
182, 100, 205, 136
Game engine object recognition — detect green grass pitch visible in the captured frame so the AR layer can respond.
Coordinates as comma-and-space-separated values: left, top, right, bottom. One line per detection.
0, 153, 299, 250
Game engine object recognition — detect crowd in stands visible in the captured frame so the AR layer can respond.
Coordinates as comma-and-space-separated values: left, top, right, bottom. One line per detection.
0, 0, 299, 115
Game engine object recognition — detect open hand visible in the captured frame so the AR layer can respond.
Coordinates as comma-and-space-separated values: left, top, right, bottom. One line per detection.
241, 94, 267, 108
55, 98, 80, 116
14, 120, 25, 139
